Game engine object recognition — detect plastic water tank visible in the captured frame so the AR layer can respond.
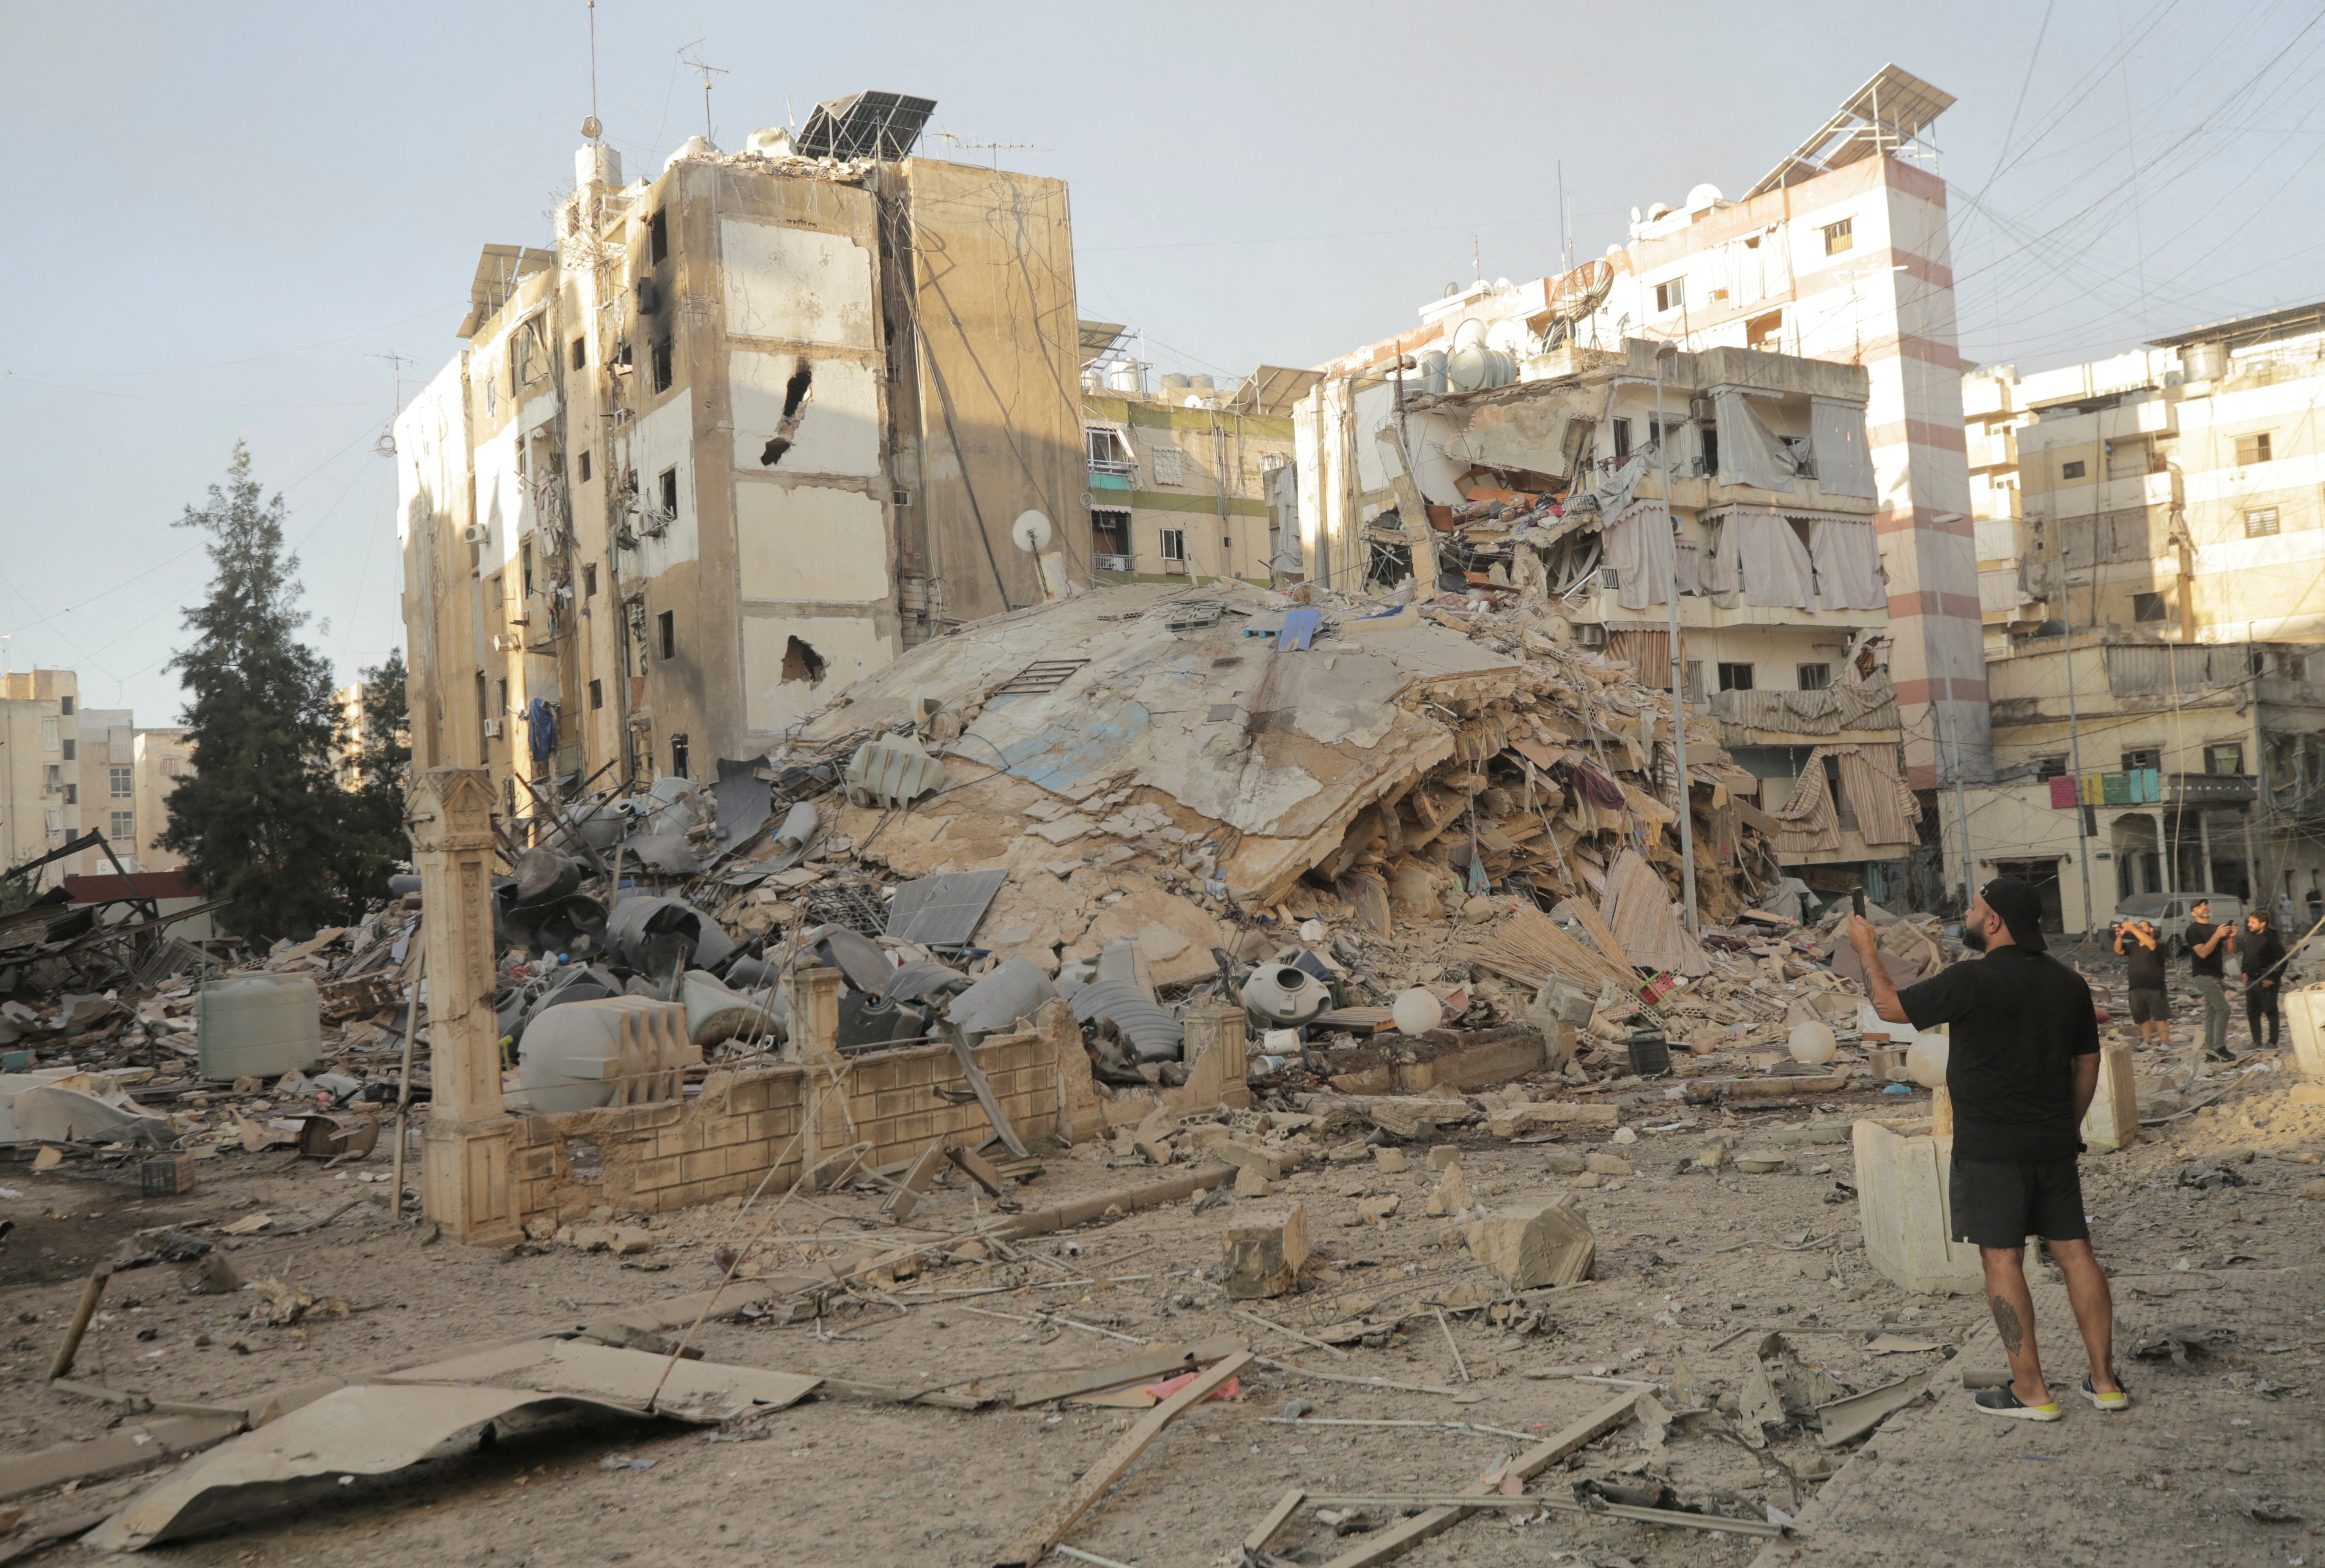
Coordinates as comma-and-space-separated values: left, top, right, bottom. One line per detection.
197, 974, 323, 1081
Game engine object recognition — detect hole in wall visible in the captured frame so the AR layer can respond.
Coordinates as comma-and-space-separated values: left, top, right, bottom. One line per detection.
781, 636, 827, 684
760, 360, 815, 467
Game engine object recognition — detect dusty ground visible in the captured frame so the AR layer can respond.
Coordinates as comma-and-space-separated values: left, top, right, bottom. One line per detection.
2, 953, 2320, 1568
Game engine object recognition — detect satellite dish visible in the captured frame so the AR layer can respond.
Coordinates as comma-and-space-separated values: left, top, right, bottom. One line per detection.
1545, 258, 1615, 323
1484, 319, 1529, 357
581, 115, 602, 141
1010, 509, 1053, 553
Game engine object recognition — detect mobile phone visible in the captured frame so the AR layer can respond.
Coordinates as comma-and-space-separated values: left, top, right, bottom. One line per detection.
1851, 887, 1866, 918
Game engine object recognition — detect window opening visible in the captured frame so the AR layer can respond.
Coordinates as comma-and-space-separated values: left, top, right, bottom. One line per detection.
1822, 218, 1854, 256
657, 610, 676, 660
1796, 663, 1830, 691
1717, 662, 1755, 692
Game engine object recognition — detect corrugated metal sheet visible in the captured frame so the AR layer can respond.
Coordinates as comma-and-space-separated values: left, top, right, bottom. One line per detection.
2104, 644, 2248, 697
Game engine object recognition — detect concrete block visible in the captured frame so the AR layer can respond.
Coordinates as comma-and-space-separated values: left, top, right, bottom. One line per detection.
1542, 1150, 1586, 1175
1486, 1102, 1621, 1137
1372, 1146, 1409, 1173
1851, 1119, 1983, 1296
2284, 983, 2325, 1081
1223, 1201, 1308, 1299
1426, 1146, 1463, 1171
1583, 1152, 1631, 1175
1425, 1163, 1473, 1216
1464, 1196, 1594, 1289
2080, 1043, 2138, 1152
1214, 1140, 1284, 1182
1233, 1165, 1272, 1198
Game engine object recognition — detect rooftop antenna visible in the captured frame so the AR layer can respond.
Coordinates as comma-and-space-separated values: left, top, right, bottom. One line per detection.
367, 352, 413, 457
680, 41, 727, 145
925, 126, 1044, 169
584, 0, 601, 139
1471, 233, 1481, 284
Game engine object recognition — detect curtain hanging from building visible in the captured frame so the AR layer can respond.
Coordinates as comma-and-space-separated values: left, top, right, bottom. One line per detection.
1729, 509, 1817, 610
1770, 750, 1842, 855
1703, 516, 1744, 608
1810, 397, 1876, 498
1809, 517, 1888, 610
1599, 847, 1708, 976
1600, 501, 1673, 610
1834, 745, 1920, 850
1714, 391, 1797, 492
1606, 629, 1673, 688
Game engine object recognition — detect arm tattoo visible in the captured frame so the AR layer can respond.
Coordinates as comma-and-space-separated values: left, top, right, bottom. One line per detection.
1990, 1296, 2026, 1357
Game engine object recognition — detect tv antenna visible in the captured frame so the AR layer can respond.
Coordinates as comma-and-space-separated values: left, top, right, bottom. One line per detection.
367, 352, 413, 457
585, 0, 599, 135
925, 126, 1045, 169
680, 41, 727, 145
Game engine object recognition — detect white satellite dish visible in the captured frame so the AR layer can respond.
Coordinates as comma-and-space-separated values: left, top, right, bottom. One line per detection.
1010, 509, 1053, 553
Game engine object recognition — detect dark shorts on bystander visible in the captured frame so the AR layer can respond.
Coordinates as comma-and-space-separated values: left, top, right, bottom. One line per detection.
1950, 1158, 2090, 1248
2127, 988, 2168, 1023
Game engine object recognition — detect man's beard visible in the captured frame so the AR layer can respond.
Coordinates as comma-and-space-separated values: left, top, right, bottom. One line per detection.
1963, 919, 1988, 952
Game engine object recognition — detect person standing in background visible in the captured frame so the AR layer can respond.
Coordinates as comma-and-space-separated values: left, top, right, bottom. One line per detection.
2114, 918, 2169, 1048
2185, 899, 2236, 1062
2244, 909, 2287, 1051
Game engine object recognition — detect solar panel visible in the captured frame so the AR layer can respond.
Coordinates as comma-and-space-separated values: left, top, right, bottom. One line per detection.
884, 869, 1008, 947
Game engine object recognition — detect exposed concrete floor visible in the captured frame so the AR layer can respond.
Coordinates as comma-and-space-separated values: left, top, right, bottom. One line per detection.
2, 988, 2319, 1568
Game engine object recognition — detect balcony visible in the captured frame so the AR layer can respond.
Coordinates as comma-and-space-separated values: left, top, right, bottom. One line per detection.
1093, 553, 1135, 573
2166, 771, 2255, 806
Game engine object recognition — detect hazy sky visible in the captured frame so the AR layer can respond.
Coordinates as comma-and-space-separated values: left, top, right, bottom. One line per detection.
5, 0, 2321, 725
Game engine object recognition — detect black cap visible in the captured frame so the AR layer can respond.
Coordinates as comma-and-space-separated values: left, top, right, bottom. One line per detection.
1979, 876, 2049, 952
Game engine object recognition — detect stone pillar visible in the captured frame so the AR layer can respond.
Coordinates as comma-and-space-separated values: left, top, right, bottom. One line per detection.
1180, 998, 1250, 1111
409, 767, 520, 1245
785, 965, 849, 1188
1040, 996, 1097, 1145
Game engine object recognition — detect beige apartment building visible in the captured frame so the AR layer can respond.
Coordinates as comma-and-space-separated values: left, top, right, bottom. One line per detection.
397, 91, 1085, 824
1950, 299, 2325, 931
0, 670, 193, 886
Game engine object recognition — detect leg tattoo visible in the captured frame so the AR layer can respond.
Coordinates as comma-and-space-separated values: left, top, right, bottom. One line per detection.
1991, 1297, 2025, 1357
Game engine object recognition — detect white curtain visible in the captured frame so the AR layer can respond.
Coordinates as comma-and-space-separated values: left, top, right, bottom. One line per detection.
1702, 517, 1743, 608
1811, 397, 1876, 498
1731, 509, 1816, 610
1715, 391, 1796, 492
1810, 518, 1887, 610
1601, 502, 1672, 610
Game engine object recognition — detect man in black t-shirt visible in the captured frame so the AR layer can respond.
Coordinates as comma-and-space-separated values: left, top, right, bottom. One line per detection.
1849, 878, 2124, 1421
2243, 910, 2288, 1051
2185, 900, 2236, 1061
2112, 918, 2168, 1047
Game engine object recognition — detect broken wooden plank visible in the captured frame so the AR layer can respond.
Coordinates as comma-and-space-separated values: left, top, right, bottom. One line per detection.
949, 1144, 1007, 1198
1312, 1390, 1641, 1568
810, 1376, 993, 1411
1302, 1494, 1783, 1537
1010, 1333, 1245, 1408
947, 1030, 1028, 1160
1245, 1487, 1309, 1557
997, 1348, 1255, 1566
1682, 1073, 1849, 1103
885, 1138, 951, 1223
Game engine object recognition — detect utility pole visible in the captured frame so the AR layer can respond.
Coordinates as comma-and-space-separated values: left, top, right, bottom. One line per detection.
1930, 514, 1975, 903
1654, 342, 1698, 934
2062, 615, 2095, 941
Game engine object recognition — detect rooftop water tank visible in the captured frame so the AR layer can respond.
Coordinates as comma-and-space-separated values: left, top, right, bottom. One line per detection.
197, 974, 323, 1081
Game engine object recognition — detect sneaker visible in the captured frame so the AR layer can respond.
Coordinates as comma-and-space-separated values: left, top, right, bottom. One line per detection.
2080, 1376, 2129, 1412
1974, 1387, 2062, 1422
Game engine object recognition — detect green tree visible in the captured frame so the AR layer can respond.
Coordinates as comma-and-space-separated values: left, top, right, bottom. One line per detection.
158, 444, 350, 941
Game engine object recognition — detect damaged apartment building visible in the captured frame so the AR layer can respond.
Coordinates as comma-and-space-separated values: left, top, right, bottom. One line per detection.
1287, 66, 1981, 873
396, 91, 1086, 817
1289, 306, 1920, 902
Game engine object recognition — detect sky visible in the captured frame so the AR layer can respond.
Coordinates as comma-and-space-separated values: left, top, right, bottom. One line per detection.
5, 0, 2322, 726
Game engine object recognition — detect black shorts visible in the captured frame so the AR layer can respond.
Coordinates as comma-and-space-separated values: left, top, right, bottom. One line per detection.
2128, 987, 2168, 1023
1949, 1158, 2089, 1248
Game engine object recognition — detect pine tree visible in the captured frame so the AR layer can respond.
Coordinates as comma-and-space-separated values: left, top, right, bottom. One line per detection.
158, 445, 351, 942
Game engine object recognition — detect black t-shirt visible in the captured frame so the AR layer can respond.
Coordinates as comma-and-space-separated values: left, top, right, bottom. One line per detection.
2186, 921, 2228, 977
1899, 947, 2100, 1163
2121, 934, 2165, 991
2246, 930, 2288, 989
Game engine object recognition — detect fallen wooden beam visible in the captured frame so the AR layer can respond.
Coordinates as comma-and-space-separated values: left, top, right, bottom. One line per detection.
996, 1348, 1255, 1566
885, 1138, 950, 1223
949, 1144, 1007, 1198
1312, 1390, 1642, 1568
1300, 1493, 1784, 1537
1245, 1486, 1308, 1557
1010, 1333, 1244, 1408
1682, 1073, 1850, 1103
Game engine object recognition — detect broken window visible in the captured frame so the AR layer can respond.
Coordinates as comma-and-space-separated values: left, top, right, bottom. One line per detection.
658, 610, 676, 660
2132, 591, 2167, 623
1655, 277, 1686, 312
109, 766, 132, 798
1823, 218, 1854, 256
2235, 432, 2272, 467
2061, 460, 2086, 479
2035, 755, 2068, 780
760, 360, 814, 467
1611, 419, 1632, 460
1745, 309, 1783, 348
583, 563, 598, 598
648, 209, 668, 265
658, 466, 679, 517
651, 338, 673, 392
781, 636, 827, 683
670, 733, 689, 779
2245, 506, 2280, 538
578, 451, 593, 483
571, 335, 587, 370
63, 783, 77, 805
2206, 743, 2244, 775
589, 679, 604, 711
1796, 663, 1830, 691
2121, 747, 2160, 772
1716, 662, 1755, 692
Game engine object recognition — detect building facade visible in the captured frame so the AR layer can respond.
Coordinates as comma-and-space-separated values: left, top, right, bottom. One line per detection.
0, 670, 194, 885
397, 96, 1086, 826
1079, 361, 1294, 584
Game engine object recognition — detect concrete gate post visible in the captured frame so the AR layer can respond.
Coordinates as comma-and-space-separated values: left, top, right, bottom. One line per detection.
408, 767, 520, 1244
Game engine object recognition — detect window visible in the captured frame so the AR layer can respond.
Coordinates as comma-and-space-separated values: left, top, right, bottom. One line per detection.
1745, 308, 1783, 348
1084, 427, 1134, 474
1611, 418, 1633, 460
58, 695, 74, 716
589, 679, 604, 711
495, 678, 509, 716
60, 739, 75, 761
657, 610, 676, 660
1697, 424, 1720, 476
1822, 218, 1854, 256
583, 563, 599, 598
160, 757, 180, 777
2205, 743, 2244, 775
2234, 432, 2272, 467
109, 811, 133, 840
571, 335, 587, 370
42, 764, 60, 792
2035, 755, 2069, 780
670, 734, 689, 779
2131, 591, 2167, 623
1159, 528, 1187, 563
647, 209, 668, 265
2061, 460, 2086, 480
658, 466, 679, 517
650, 338, 673, 392
2245, 506, 2280, 538
1654, 277, 1687, 312
1716, 662, 1755, 692
2121, 747, 2160, 772
109, 766, 132, 798
578, 451, 592, 483
1796, 662, 1831, 691
521, 541, 535, 597
63, 784, 77, 805
1091, 508, 1130, 566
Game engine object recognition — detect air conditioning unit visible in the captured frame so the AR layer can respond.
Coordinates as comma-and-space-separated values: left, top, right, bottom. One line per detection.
482, 719, 504, 738
462, 523, 491, 546
1575, 623, 1608, 649
1600, 569, 1621, 592
491, 632, 524, 652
